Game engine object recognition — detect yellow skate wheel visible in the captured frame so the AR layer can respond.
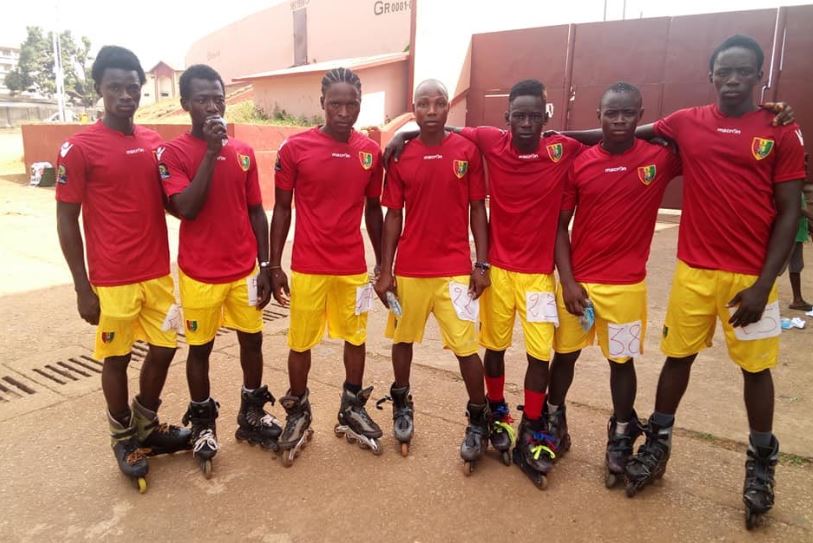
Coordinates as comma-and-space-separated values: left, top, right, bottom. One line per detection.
400, 442, 409, 457
463, 461, 474, 476
137, 477, 147, 494
202, 460, 213, 479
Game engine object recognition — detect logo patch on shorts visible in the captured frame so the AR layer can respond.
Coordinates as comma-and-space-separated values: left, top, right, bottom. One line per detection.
359, 151, 373, 170
751, 137, 774, 160
158, 163, 170, 180
57, 164, 68, 184
186, 320, 198, 332
662, 325, 668, 338
238, 154, 251, 172
453, 160, 468, 178
101, 332, 115, 343
546, 142, 563, 162
638, 164, 656, 185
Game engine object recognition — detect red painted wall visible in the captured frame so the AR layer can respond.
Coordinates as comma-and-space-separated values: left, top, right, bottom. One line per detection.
21, 122, 307, 209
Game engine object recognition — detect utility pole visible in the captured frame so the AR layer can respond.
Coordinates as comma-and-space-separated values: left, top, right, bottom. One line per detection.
52, 1, 66, 121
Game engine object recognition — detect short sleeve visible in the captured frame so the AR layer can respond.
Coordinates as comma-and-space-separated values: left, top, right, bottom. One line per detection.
245, 147, 262, 206
467, 148, 486, 201
774, 125, 807, 183
274, 139, 297, 191
55, 140, 87, 204
159, 144, 191, 198
561, 165, 578, 211
653, 109, 685, 141
381, 162, 404, 209
459, 126, 502, 152
365, 149, 384, 198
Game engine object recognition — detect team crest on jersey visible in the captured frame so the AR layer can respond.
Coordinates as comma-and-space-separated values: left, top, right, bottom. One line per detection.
186, 320, 198, 332
101, 332, 115, 343
751, 137, 775, 160
238, 154, 251, 172
359, 151, 373, 170
57, 164, 68, 184
637, 164, 657, 185
60, 142, 73, 158
546, 143, 563, 162
158, 163, 170, 180
453, 160, 468, 179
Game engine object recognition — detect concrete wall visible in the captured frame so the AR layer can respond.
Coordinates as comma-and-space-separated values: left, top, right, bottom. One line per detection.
252, 60, 408, 127
186, 0, 411, 84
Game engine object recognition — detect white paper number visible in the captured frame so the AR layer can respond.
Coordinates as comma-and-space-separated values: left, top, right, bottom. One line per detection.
161, 303, 182, 332
729, 301, 781, 341
355, 284, 375, 315
449, 282, 479, 322
607, 320, 642, 359
526, 291, 559, 325
247, 275, 258, 307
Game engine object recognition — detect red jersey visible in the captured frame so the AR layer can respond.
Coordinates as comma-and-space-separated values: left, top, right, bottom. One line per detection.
55, 121, 169, 286
562, 139, 682, 284
382, 133, 486, 277
275, 128, 383, 275
460, 127, 584, 274
160, 134, 262, 283
655, 105, 806, 275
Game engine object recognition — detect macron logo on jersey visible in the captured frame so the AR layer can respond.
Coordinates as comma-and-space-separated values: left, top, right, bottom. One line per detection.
125, 147, 145, 155
716, 128, 742, 135
331, 152, 351, 159
59, 142, 73, 158
155, 146, 165, 161
605, 166, 627, 173
423, 154, 443, 160
517, 153, 539, 160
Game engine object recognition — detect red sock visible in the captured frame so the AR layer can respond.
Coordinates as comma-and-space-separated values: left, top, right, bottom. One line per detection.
523, 389, 546, 420
485, 375, 505, 403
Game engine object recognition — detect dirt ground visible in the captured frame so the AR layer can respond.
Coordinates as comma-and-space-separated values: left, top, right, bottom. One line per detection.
0, 155, 812, 542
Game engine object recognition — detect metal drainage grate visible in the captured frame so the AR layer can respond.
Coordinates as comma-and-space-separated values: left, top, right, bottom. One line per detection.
0, 375, 37, 402
31, 355, 102, 386
262, 307, 288, 323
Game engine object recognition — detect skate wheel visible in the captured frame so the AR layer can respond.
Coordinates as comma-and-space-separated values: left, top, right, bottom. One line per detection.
501, 451, 511, 466
400, 442, 409, 457
605, 471, 618, 489
345, 434, 356, 444
202, 460, 213, 479
625, 483, 637, 498
463, 461, 474, 476
334, 425, 343, 438
745, 508, 760, 530
535, 474, 548, 490
282, 450, 294, 467
358, 440, 369, 450
136, 477, 147, 494
371, 440, 383, 456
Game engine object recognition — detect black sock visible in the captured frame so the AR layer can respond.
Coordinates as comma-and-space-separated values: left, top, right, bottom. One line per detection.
343, 381, 361, 394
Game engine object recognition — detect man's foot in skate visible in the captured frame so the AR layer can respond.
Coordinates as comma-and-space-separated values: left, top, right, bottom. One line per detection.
278, 389, 314, 467
183, 398, 220, 479
131, 396, 192, 456
235, 385, 283, 452
376, 383, 414, 456
624, 414, 672, 497
489, 400, 515, 466
460, 402, 490, 476
743, 435, 779, 530
108, 410, 149, 493
513, 415, 556, 489
605, 412, 642, 488
543, 402, 571, 458
335, 385, 384, 456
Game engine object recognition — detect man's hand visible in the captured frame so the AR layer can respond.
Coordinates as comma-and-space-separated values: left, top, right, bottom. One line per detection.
270, 269, 290, 307
374, 270, 396, 307
562, 279, 588, 316
760, 102, 795, 126
76, 287, 100, 325
468, 268, 490, 300
727, 284, 771, 328
203, 116, 226, 153
256, 269, 272, 309
383, 133, 408, 164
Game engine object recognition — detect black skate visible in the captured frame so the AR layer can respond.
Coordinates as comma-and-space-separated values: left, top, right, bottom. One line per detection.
743, 435, 779, 530
512, 415, 556, 490
131, 396, 192, 456
460, 402, 491, 476
334, 386, 384, 456
489, 400, 515, 466
624, 415, 672, 497
376, 383, 414, 456
235, 385, 283, 452
108, 411, 149, 493
278, 389, 314, 467
183, 398, 219, 479
543, 402, 572, 458
604, 412, 643, 488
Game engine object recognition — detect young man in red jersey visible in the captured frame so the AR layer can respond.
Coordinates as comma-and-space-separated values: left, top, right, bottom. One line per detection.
385, 80, 584, 485
614, 36, 805, 527
551, 82, 682, 489
56, 46, 189, 492
270, 67, 385, 464
159, 64, 278, 478
375, 79, 491, 472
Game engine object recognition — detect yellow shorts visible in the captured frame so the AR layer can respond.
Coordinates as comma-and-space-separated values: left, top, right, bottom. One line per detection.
554, 280, 647, 363
94, 275, 177, 360
385, 275, 479, 357
179, 268, 263, 346
478, 266, 557, 361
288, 272, 369, 352
661, 260, 780, 373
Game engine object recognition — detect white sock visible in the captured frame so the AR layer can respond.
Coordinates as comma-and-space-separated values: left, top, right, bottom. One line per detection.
615, 420, 630, 436
547, 401, 559, 413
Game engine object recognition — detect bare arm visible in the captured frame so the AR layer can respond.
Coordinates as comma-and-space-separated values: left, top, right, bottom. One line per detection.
170, 150, 218, 220
269, 188, 293, 306
56, 201, 99, 325
373, 208, 403, 305
468, 199, 490, 299
249, 204, 271, 308
383, 126, 463, 163
554, 208, 588, 315
364, 196, 384, 269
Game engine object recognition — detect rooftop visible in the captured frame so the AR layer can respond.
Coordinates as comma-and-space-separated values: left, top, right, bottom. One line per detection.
234, 51, 409, 82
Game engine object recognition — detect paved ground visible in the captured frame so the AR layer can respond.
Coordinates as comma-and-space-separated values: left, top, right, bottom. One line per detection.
0, 173, 812, 542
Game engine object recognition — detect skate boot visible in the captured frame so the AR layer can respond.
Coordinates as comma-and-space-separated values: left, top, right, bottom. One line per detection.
277, 389, 314, 467
235, 385, 283, 452
108, 411, 149, 493
512, 415, 557, 490
624, 415, 672, 497
182, 398, 219, 479
131, 396, 192, 456
543, 402, 572, 458
489, 400, 516, 466
460, 402, 491, 476
376, 383, 414, 456
743, 435, 779, 530
334, 386, 384, 456
604, 411, 643, 488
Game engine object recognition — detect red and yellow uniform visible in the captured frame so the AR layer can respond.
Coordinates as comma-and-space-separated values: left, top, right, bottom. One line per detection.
460, 126, 584, 360
160, 134, 263, 345
55, 121, 176, 360
655, 105, 806, 371
274, 128, 383, 351
382, 133, 485, 356
554, 139, 681, 362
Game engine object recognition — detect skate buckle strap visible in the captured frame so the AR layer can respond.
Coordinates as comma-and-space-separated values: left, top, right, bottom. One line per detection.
375, 396, 392, 410
193, 429, 219, 455
494, 421, 517, 446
